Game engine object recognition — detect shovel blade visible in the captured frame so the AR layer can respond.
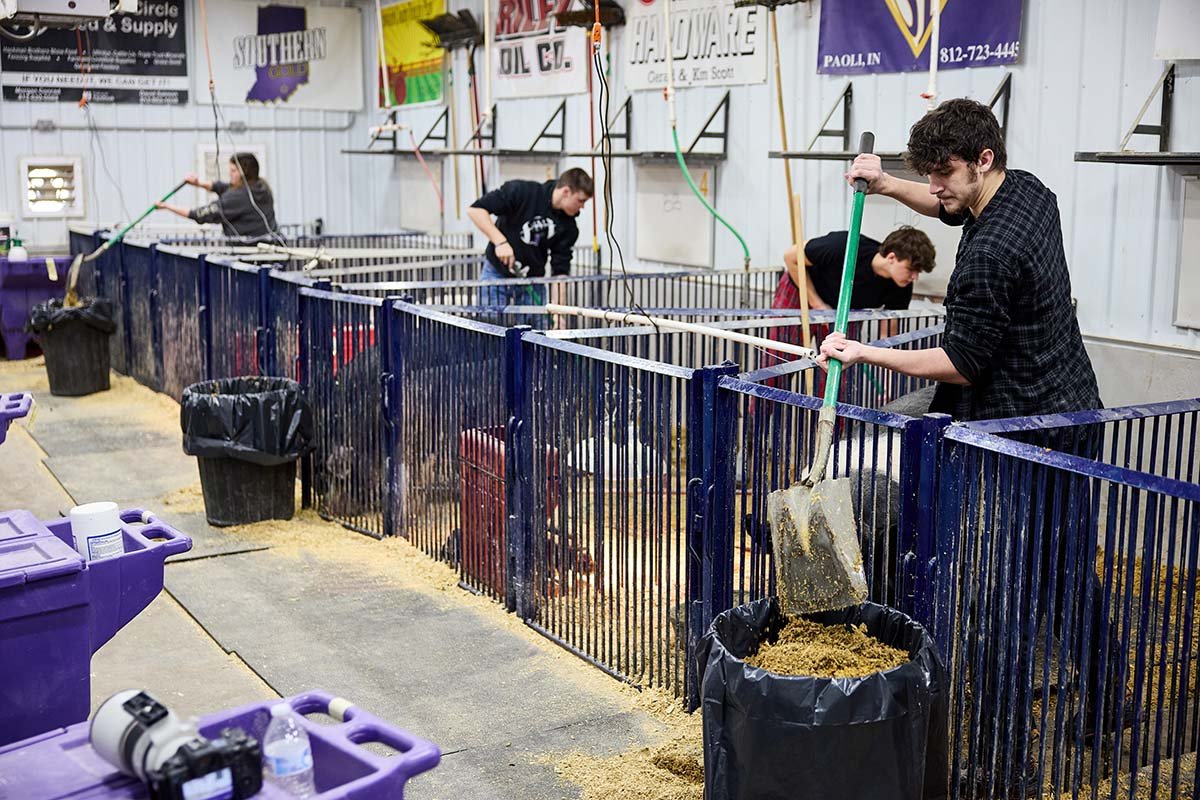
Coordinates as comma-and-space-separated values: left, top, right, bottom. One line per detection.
768, 477, 868, 615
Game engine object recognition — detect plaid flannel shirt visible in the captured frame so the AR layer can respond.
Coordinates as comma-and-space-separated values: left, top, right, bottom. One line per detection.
937, 169, 1101, 421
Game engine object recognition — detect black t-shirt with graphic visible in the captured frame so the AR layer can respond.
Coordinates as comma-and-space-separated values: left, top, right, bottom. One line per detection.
804, 231, 912, 310
471, 180, 580, 277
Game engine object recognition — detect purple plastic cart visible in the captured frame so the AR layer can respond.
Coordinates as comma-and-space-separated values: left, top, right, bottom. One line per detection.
0, 690, 441, 799
0, 255, 71, 359
0, 508, 192, 746
0, 391, 32, 445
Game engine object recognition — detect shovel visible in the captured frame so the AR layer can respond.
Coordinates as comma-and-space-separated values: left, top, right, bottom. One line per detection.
64, 180, 188, 307
768, 131, 874, 616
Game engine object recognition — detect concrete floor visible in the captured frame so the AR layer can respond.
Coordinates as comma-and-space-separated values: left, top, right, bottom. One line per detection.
0, 358, 667, 799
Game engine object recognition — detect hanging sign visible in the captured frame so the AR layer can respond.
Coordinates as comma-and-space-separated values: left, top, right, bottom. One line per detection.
818, 0, 1023, 75
207, 3, 364, 111
623, 0, 767, 92
493, 0, 587, 99
379, 0, 445, 107
0, 1, 188, 104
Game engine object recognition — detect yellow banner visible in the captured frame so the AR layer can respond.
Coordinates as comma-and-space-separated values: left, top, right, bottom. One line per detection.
379, 0, 444, 106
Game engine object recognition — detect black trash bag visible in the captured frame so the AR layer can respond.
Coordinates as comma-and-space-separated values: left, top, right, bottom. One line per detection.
698, 598, 948, 800
181, 377, 313, 466
26, 298, 117, 335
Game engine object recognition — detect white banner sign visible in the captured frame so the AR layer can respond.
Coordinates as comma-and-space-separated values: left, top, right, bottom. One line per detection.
493, 26, 587, 99
206, 3, 363, 111
624, 0, 766, 91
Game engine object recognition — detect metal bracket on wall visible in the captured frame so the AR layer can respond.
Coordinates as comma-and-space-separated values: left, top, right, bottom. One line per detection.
1121, 62, 1175, 153
344, 107, 450, 157
527, 100, 567, 153
565, 95, 632, 157
809, 82, 852, 152
769, 82, 904, 161
1076, 63, 1199, 166
988, 72, 1013, 143
688, 91, 731, 156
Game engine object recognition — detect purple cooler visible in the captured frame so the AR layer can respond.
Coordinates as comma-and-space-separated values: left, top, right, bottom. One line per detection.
0, 508, 192, 746
0, 391, 33, 445
0, 255, 71, 360
0, 690, 441, 799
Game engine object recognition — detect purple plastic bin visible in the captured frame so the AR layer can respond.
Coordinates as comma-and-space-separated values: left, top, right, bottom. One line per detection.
0, 391, 32, 445
0, 690, 441, 799
0, 255, 71, 360
0, 508, 192, 746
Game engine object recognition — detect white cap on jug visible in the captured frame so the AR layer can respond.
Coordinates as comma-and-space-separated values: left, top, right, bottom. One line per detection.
70, 502, 123, 558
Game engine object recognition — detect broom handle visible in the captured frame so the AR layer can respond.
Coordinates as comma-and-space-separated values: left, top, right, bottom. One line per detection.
823, 131, 874, 410
109, 180, 189, 247
545, 304, 817, 359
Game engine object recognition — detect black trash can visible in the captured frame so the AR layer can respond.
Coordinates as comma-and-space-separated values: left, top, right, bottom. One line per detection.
698, 598, 948, 800
181, 377, 313, 527
26, 298, 116, 397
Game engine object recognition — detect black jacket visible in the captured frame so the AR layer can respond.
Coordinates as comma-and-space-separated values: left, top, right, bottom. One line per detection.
471, 180, 579, 277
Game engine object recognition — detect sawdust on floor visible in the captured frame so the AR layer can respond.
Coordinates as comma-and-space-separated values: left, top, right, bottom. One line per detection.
550, 721, 703, 800
745, 616, 910, 677
1, 358, 180, 427
160, 482, 206, 515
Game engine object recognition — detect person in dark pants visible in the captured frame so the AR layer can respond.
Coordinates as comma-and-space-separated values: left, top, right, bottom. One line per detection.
818, 99, 1112, 794
158, 153, 278, 239
466, 168, 592, 318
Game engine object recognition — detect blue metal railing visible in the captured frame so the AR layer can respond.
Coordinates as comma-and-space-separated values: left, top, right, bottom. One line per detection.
301, 288, 387, 538
340, 265, 779, 307
515, 333, 702, 695
69, 227, 1200, 786
388, 302, 510, 599
935, 402, 1200, 799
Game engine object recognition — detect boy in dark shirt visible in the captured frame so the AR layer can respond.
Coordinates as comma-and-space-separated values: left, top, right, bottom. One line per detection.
467, 168, 593, 310
775, 226, 936, 312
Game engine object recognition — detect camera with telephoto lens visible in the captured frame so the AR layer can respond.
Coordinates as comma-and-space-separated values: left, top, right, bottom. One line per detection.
90, 689, 263, 800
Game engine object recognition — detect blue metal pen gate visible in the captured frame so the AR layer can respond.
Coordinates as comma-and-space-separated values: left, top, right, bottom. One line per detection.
387, 302, 510, 600
935, 400, 1200, 799
300, 288, 387, 538
514, 333, 703, 695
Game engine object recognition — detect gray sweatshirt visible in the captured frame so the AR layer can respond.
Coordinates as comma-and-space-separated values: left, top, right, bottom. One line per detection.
189, 179, 278, 238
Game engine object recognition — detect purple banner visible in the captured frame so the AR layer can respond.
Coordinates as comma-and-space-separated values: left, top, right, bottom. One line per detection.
246, 5, 310, 103
817, 0, 1023, 75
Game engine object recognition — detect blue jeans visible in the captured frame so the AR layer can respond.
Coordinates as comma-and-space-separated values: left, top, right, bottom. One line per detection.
479, 260, 545, 326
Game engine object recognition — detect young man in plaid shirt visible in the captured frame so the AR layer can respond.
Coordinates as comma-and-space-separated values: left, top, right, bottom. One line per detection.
818, 98, 1101, 422
820, 99, 1114, 793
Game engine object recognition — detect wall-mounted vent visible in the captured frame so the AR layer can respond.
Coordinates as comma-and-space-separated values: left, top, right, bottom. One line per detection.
21, 157, 85, 218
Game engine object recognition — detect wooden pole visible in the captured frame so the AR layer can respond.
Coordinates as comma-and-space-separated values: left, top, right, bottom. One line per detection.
545, 304, 818, 360
771, 9, 796, 245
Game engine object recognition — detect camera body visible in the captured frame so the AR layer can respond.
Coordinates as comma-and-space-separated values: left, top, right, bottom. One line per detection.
148, 726, 262, 800
91, 690, 263, 800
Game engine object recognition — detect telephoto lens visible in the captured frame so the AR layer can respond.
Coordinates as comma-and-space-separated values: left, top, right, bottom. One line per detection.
90, 689, 263, 800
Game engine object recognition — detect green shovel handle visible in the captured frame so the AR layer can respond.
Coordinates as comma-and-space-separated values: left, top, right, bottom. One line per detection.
108, 179, 189, 246
823, 131, 874, 410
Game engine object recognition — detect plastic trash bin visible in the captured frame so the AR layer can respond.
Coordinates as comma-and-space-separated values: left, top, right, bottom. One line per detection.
181, 377, 313, 527
0, 391, 32, 445
0, 255, 70, 359
0, 508, 192, 746
26, 298, 117, 396
0, 690, 441, 799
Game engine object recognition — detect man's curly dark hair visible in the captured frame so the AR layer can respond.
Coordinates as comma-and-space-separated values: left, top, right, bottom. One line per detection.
905, 98, 1007, 176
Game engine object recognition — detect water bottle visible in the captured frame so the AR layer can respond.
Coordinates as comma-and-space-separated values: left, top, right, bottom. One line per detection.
262, 703, 316, 797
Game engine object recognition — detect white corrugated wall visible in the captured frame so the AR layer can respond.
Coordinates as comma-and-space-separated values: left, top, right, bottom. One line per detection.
2, 0, 1197, 386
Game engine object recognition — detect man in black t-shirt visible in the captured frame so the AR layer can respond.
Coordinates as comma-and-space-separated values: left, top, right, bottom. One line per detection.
777, 226, 936, 312
467, 168, 593, 311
